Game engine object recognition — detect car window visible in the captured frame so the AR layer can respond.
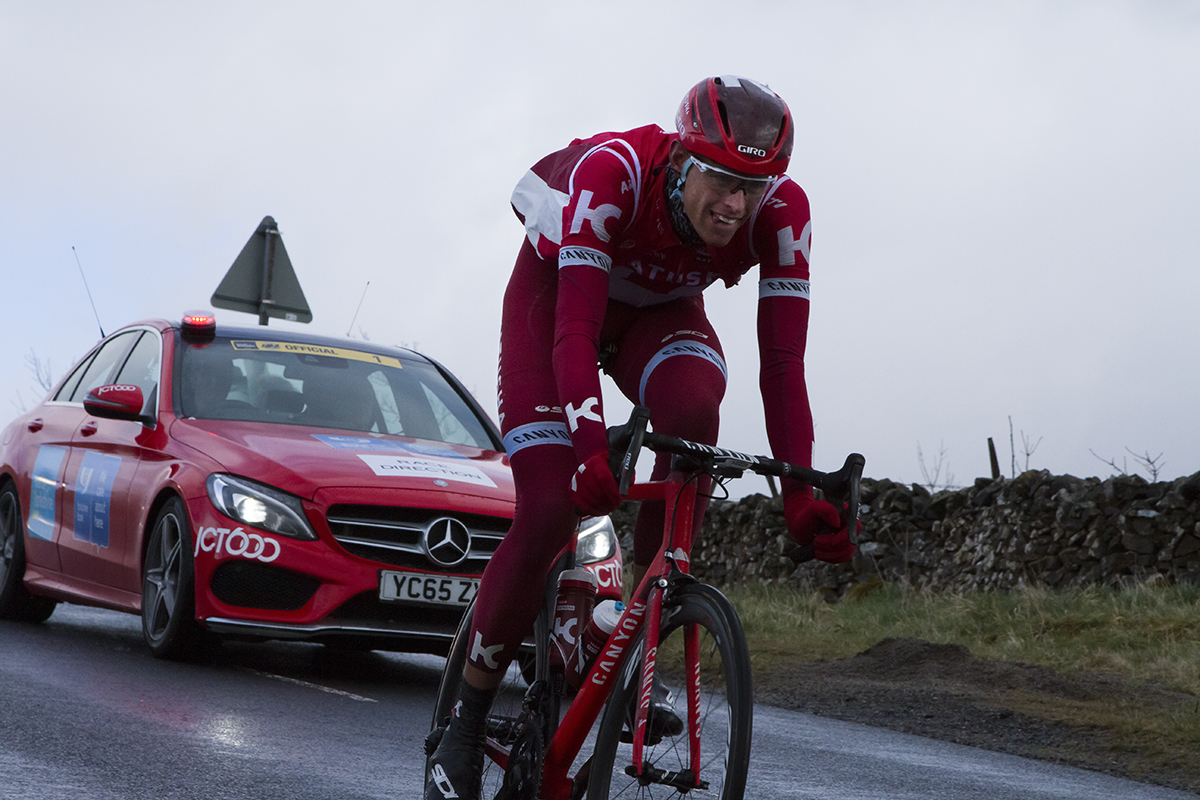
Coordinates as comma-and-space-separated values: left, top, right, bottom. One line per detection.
178, 337, 494, 448
115, 332, 162, 411
54, 352, 95, 402
67, 331, 141, 403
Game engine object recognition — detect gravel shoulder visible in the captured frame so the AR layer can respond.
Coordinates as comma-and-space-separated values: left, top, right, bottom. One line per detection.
754, 637, 1200, 796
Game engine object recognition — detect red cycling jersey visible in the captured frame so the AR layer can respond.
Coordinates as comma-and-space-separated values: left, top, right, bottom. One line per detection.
509, 123, 815, 474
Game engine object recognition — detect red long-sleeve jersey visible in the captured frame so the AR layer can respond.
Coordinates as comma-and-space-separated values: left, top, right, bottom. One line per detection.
510, 124, 816, 479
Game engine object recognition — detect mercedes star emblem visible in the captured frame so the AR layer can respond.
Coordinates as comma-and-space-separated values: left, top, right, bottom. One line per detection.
424, 517, 472, 567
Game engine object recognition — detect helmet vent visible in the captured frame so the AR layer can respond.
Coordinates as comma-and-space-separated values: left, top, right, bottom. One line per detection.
716, 100, 732, 137
772, 117, 788, 148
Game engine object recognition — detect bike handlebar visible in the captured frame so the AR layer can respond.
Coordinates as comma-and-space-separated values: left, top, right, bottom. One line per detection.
606, 405, 866, 546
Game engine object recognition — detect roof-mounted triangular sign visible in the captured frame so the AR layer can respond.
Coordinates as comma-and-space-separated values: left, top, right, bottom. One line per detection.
211, 216, 312, 325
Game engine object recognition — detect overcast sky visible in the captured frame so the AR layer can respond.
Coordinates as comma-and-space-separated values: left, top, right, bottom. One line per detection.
2, 1, 1198, 496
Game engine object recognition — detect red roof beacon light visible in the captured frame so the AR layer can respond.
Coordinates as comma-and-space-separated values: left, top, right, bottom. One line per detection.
181, 311, 217, 345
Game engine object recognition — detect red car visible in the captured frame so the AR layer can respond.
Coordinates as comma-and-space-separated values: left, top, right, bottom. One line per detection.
0, 315, 621, 658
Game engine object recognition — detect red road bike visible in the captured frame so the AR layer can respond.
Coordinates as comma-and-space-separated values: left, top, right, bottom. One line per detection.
427, 406, 864, 799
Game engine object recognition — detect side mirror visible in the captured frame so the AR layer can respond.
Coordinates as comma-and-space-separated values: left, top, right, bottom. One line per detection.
84, 384, 156, 427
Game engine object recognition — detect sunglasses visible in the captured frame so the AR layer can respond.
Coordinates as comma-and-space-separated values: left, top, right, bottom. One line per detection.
686, 157, 776, 199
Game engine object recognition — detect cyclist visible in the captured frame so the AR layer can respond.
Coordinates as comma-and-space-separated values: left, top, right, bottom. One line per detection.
425, 75, 856, 800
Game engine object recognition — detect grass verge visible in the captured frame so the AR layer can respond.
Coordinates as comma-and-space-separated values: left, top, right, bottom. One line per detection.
724, 580, 1200, 782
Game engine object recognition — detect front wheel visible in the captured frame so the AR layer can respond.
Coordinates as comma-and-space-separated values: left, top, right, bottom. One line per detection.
141, 496, 206, 659
587, 583, 753, 800
0, 483, 57, 622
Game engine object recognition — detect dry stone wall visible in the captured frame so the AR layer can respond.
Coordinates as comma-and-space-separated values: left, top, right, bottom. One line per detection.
609, 470, 1200, 595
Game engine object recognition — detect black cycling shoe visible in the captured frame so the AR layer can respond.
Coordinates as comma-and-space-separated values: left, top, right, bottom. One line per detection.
623, 673, 684, 745
425, 714, 484, 800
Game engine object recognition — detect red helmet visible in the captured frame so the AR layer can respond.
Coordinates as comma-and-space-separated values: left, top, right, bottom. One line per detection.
675, 76, 793, 177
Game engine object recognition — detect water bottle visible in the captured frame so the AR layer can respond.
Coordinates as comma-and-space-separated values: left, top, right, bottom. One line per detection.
550, 568, 597, 673
567, 599, 625, 689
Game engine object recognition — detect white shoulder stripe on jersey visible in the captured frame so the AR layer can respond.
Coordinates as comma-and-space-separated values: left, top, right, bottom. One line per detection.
568, 138, 643, 222
512, 169, 568, 249
759, 277, 811, 300
559, 246, 612, 273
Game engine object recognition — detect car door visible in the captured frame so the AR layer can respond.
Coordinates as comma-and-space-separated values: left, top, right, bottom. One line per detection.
56, 329, 158, 596
11, 343, 108, 575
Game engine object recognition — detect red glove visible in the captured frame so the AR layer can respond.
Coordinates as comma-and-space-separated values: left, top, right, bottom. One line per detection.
570, 453, 623, 517
784, 491, 856, 564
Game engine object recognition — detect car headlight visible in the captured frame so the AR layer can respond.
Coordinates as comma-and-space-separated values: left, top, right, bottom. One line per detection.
206, 474, 317, 540
576, 516, 617, 564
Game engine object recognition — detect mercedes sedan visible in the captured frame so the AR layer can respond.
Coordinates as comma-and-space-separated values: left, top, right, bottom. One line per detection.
0, 314, 621, 659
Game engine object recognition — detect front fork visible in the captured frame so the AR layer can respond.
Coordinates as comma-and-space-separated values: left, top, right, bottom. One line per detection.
627, 475, 703, 789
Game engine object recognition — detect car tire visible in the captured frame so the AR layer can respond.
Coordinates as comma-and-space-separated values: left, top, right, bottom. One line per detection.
141, 496, 207, 660
0, 482, 58, 623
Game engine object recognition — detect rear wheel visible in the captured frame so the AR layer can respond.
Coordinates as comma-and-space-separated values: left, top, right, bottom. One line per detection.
141, 496, 206, 659
0, 483, 57, 623
428, 598, 558, 800
587, 583, 753, 800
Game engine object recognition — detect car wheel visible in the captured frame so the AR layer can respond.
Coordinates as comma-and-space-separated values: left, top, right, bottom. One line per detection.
141, 496, 206, 659
0, 483, 57, 623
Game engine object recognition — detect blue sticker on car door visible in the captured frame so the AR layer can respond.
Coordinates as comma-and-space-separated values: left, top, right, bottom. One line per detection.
73, 451, 122, 548
29, 445, 68, 541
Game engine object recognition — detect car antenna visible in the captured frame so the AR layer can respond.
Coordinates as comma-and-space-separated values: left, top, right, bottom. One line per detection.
72, 246, 105, 338
347, 280, 370, 337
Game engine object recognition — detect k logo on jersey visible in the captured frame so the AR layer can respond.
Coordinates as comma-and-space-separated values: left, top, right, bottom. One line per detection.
565, 397, 602, 432
569, 190, 622, 243
776, 220, 812, 267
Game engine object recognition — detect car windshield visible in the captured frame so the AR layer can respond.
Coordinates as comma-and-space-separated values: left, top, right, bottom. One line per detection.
177, 336, 494, 449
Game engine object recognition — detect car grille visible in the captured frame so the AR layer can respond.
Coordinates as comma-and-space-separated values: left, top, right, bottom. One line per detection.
325, 504, 509, 573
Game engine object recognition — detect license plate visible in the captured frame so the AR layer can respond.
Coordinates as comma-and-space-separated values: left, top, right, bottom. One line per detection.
379, 571, 478, 606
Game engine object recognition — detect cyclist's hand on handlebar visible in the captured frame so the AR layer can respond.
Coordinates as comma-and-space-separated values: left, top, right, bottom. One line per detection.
571, 452, 625, 517
785, 492, 857, 564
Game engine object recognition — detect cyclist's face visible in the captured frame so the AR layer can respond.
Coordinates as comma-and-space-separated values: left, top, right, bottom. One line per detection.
670, 143, 772, 247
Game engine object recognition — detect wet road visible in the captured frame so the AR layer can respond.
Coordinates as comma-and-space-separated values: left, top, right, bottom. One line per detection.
1, 605, 1194, 799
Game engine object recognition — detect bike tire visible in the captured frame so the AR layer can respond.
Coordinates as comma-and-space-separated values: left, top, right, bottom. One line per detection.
427, 593, 560, 800
586, 583, 753, 800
